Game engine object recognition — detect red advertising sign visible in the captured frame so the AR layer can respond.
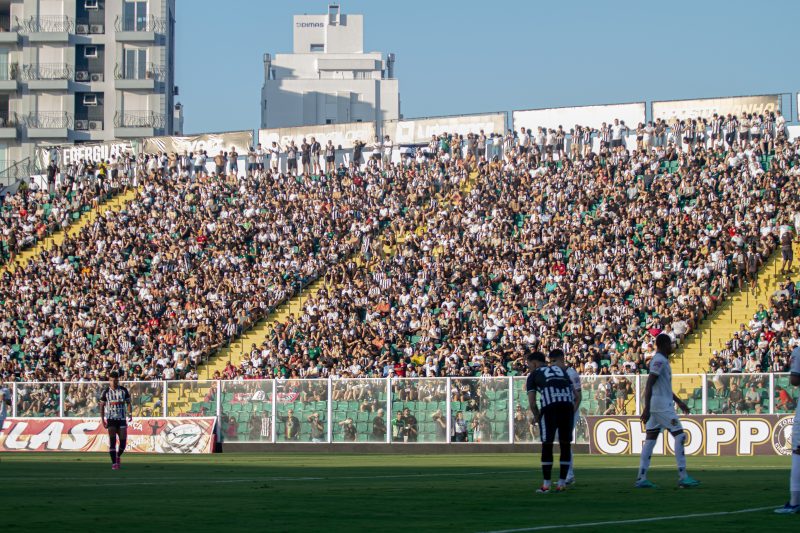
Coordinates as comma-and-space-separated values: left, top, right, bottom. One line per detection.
587, 415, 795, 456
0, 418, 216, 454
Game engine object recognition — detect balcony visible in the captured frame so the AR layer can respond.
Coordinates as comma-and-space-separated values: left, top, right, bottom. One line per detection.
0, 14, 20, 44
17, 15, 73, 42
0, 63, 19, 91
114, 15, 166, 42
114, 109, 165, 137
0, 111, 19, 139
114, 62, 166, 90
23, 63, 72, 90
25, 111, 72, 138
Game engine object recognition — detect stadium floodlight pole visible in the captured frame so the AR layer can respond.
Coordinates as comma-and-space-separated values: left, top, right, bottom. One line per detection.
271, 380, 277, 443
445, 377, 452, 443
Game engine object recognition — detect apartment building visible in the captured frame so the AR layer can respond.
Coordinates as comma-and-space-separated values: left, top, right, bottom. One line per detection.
0, 0, 176, 178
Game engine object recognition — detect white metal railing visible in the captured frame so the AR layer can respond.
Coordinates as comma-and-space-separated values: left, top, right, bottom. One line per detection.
7, 373, 797, 445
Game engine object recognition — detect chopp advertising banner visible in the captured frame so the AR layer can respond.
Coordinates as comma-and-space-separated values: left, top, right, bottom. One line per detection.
0, 418, 216, 454
513, 103, 645, 133
652, 95, 781, 121
142, 131, 253, 156
588, 415, 795, 456
386, 113, 507, 145
259, 121, 376, 150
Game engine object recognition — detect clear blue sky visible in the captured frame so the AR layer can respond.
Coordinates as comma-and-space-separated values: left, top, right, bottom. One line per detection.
175, 0, 800, 134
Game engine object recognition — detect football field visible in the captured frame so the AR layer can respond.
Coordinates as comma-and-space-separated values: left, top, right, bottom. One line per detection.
2, 453, 794, 532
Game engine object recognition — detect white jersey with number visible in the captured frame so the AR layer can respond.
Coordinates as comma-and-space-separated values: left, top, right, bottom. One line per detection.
648, 352, 674, 413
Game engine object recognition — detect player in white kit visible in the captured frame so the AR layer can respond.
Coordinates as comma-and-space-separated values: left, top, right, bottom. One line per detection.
548, 349, 581, 484
775, 345, 800, 513
636, 333, 700, 488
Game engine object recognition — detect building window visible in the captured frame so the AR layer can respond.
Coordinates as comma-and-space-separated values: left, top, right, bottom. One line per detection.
310, 44, 324, 53
354, 71, 372, 80
84, 46, 98, 58
325, 119, 333, 124
123, 1, 148, 31
124, 48, 147, 79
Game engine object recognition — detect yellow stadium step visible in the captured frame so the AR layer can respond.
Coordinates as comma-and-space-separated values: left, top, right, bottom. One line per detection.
676, 243, 796, 374
3, 186, 140, 273
150, 168, 482, 416
199, 276, 329, 379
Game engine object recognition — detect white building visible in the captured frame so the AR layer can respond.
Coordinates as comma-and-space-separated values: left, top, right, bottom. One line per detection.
0, 0, 177, 182
260, 4, 399, 131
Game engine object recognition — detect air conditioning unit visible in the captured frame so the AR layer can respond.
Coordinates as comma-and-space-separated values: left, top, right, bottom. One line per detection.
75, 70, 90, 82
76, 24, 89, 34
89, 24, 104, 34
90, 73, 104, 82
75, 120, 89, 130
88, 121, 103, 130
83, 94, 98, 106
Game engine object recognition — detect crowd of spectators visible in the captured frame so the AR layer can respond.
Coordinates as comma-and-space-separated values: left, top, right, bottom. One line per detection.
0, 146, 469, 383
1, 110, 799, 391
234, 114, 800, 384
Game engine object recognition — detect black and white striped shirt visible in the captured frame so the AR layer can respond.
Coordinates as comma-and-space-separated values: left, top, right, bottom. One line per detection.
100, 386, 130, 420
526, 365, 575, 408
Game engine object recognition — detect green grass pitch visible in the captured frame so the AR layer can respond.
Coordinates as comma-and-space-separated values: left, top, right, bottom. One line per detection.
2, 453, 795, 532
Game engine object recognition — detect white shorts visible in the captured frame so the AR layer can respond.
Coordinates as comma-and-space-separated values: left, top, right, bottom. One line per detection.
645, 410, 684, 434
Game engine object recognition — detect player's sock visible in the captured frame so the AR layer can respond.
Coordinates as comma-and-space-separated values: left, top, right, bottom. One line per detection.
559, 441, 571, 482
674, 431, 688, 481
109, 433, 117, 465
637, 438, 657, 480
118, 438, 127, 462
791, 453, 800, 507
541, 442, 554, 486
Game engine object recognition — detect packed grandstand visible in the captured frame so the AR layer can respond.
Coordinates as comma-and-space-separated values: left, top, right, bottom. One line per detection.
1, 109, 799, 396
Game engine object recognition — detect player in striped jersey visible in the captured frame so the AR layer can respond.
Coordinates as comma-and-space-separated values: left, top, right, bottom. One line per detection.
775, 345, 800, 514
0, 377, 10, 433
526, 350, 575, 494
99, 371, 133, 470
548, 349, 581, 485
636, 334, 700, 489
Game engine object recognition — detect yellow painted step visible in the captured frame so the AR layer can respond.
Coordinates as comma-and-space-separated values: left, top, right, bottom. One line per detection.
677, 241, 797, 372
3, 187, 140, 273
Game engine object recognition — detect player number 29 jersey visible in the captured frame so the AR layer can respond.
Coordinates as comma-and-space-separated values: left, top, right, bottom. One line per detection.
527, 365, 575, 409
100, 386, 131, 420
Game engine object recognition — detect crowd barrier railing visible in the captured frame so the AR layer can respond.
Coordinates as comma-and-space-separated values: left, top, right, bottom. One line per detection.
7, 373, 797, 444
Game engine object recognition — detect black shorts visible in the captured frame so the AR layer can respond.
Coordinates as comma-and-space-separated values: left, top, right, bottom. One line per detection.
782, 248, 793, 261
107, 419, 127, 430
539, 403, 574, 444
288, 159, 297, 169
326, 156, 334, 163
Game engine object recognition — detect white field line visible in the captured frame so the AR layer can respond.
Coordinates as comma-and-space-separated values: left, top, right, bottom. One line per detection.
481, 506, 778, 533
